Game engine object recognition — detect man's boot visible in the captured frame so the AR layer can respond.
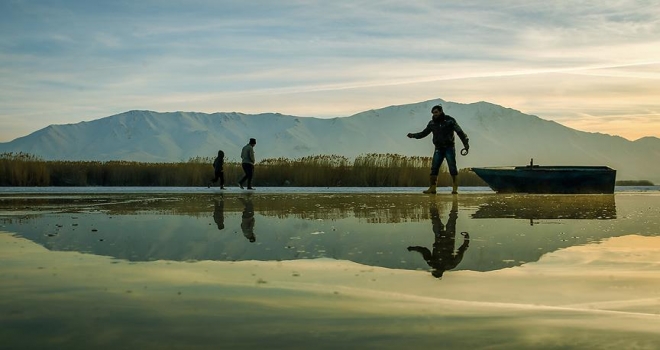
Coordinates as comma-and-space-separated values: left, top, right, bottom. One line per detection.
451, 175, 458, 194
423, 175, 437, 194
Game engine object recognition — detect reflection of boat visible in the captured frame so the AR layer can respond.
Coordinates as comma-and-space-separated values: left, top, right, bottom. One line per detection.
471, 160, 616, 194
472, 194, 616, 220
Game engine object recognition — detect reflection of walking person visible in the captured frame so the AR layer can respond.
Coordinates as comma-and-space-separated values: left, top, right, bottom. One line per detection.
213, 198, 225, 230
407, 104, 469, 194
239, 196, 256, 242
209, 150, 225, 189
407, 198, 469, 278
238, 138, 257, 190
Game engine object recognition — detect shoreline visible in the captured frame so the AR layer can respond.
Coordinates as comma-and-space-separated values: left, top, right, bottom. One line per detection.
0, 185, 659, 195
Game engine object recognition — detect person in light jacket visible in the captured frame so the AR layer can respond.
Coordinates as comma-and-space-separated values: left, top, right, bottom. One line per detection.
238, 138, 256, 190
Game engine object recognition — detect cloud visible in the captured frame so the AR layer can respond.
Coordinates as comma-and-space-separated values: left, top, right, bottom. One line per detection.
1, 1, 660, 141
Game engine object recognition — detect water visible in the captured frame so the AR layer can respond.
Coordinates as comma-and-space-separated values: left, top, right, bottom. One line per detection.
0, 185, 658, 194
1, 188, 660, 349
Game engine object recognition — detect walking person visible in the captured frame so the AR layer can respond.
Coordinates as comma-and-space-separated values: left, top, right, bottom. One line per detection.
407, 104, 469, 194
209, 150, 225, 189
238, 138, 257, 190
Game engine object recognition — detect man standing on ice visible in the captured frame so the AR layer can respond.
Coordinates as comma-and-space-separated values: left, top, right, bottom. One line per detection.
407, 104, 469, 194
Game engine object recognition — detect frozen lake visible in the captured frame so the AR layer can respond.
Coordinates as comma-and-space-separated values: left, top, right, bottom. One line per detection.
1, 189, 660, 349
1, 185, 659, 194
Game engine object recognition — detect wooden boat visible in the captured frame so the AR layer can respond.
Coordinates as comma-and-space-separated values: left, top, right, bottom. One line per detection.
471, 159, 616, 194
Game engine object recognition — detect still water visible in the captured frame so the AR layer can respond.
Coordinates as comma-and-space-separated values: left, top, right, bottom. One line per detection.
1, 191, 659, 349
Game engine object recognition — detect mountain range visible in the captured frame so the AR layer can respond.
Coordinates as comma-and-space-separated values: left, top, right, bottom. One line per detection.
2, 98, 659, 183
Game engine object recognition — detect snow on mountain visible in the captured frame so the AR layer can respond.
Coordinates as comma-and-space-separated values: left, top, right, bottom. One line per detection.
2, 98, 659, 183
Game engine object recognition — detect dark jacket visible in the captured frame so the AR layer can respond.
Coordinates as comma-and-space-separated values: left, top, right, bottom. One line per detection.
213, 156, 223, 172
410, 114, 469, 149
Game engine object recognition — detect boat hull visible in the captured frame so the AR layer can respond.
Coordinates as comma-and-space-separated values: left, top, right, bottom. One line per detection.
471, 166, 616, 194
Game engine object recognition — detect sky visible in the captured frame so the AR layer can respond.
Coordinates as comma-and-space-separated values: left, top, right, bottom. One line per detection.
1, 0, 659, 142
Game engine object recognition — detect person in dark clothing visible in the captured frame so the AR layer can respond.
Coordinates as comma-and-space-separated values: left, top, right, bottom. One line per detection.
238, 138, 256, 190
407, 104, 469, 194
209, 150, 225, 189
407, 198, 470, 279
238, 196, 256, 242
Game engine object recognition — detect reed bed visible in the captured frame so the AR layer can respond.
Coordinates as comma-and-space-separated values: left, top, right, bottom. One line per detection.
1, 152, 487, 187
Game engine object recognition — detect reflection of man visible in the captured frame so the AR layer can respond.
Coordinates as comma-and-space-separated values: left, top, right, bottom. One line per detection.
213, 198, 225, 230
407, 198, 469, 278
239, 196, 256, 242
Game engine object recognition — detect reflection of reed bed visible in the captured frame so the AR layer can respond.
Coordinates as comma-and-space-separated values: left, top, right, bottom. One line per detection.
356, 208, 428, 223
259, 206, 430, 223
0, 195, 120, 212
472, 194, 617, 219
1, 152, 486, 187
0, 215, 43, 225
251, 194, 450, 223
1, 193, 468, 223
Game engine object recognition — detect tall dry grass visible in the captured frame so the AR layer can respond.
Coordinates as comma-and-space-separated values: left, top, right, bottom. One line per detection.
0, 152, 486, 187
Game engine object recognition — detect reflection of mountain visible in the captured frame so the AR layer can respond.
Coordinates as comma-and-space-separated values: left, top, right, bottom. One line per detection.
472, 195, 616, 220
3, 193, 655, 275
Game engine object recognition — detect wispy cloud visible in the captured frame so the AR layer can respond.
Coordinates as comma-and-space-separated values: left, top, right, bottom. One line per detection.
1, 0, 659, 141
